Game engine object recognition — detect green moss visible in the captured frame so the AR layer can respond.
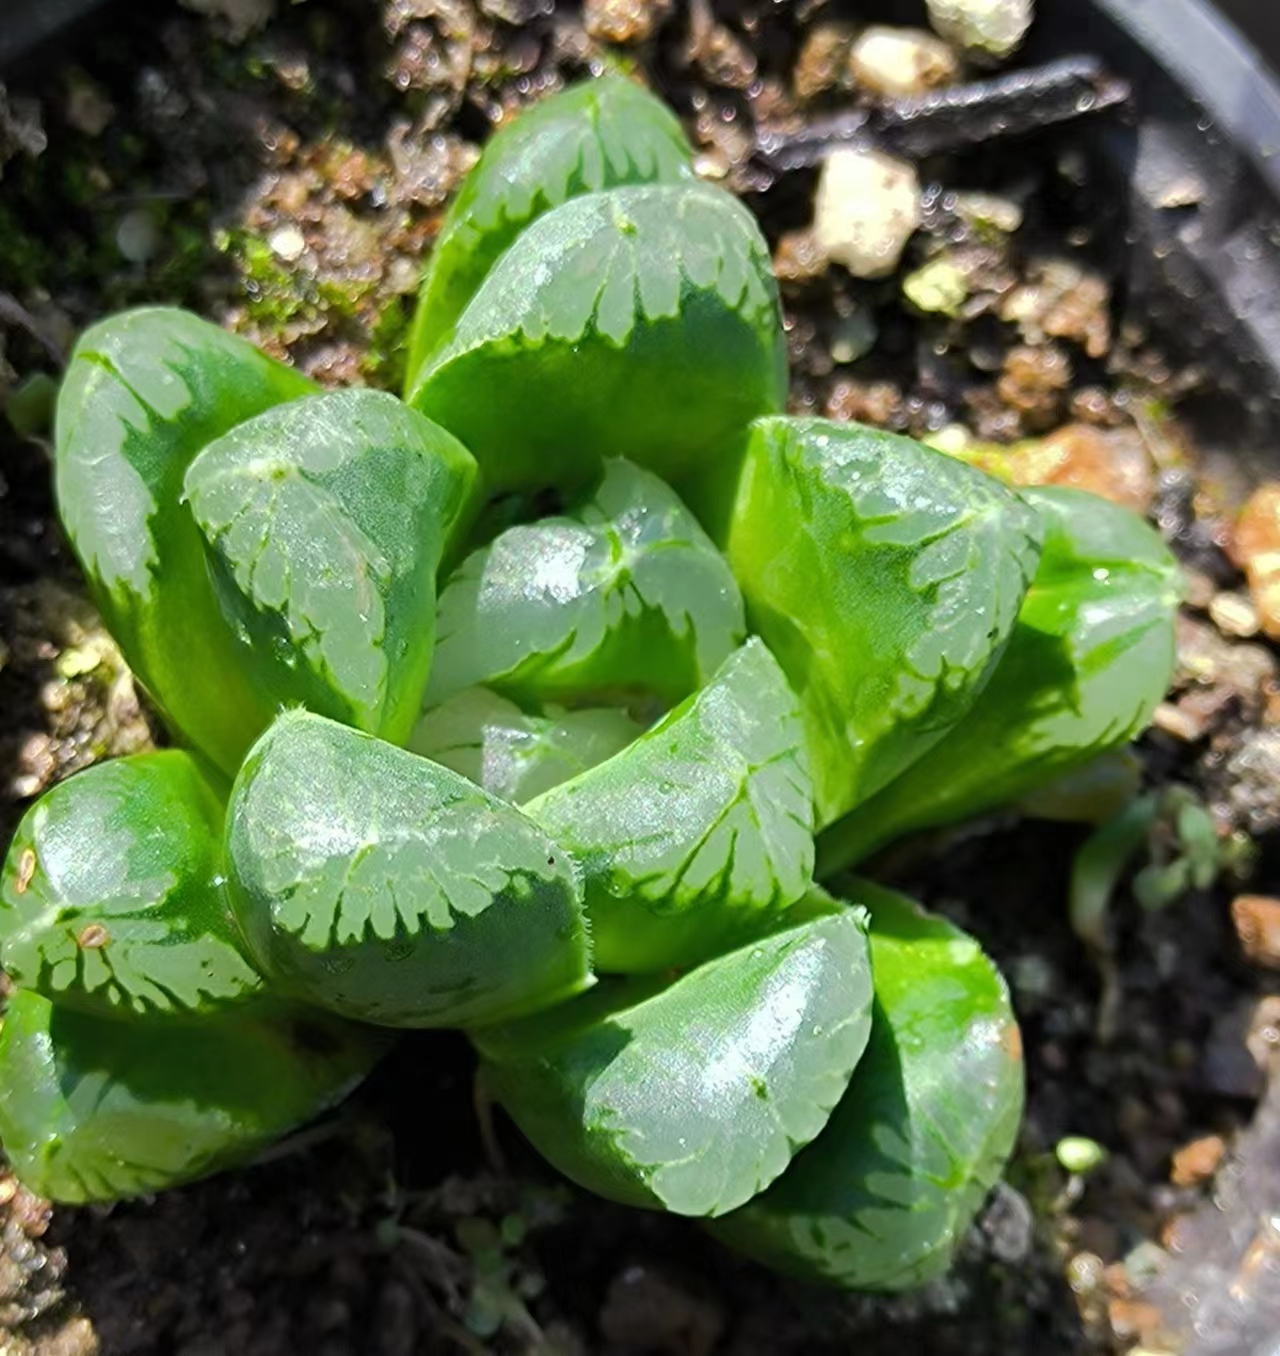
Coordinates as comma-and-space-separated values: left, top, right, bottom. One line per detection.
364, 297, 411, 390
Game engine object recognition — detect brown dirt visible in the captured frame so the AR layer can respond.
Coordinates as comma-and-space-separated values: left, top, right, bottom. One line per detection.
1, 2, 1279, 1353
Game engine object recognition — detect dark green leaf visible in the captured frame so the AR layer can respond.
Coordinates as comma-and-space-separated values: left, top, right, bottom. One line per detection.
723, 417, 1043, 826
408, 687, 643, 804
184, 388, 477, 746
474, 909, 874, 1217
408, 183, 786, 497
405, 74, 695, 385
708, 883, 1024, 1291
427, 458, 746, 710
0, 752, 261, 1022
54, 307, 317, 775
527, 640, 814, 972
0, 989, 380, 1204
821, 486, 1182, 868
226, 711, 591, 1028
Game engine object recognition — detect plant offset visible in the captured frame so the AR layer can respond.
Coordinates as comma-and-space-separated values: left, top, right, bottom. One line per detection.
0, 76, 1180, 1290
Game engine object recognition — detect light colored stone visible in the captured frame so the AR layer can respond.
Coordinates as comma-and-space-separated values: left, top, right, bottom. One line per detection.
269, 225, 307, 263
849, 25, 959, 98
926, 0, 1033, 63
812, 147, 921, 280
115, 210, 159, 264
903, 256, 968, 316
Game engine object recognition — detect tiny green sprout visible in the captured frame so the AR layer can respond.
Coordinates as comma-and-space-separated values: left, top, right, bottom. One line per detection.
0, 75, 1178, 1292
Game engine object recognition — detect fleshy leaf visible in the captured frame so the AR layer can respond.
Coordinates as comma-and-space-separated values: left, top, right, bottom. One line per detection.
0, 989, 380, 1204
54, 307, 316, 774
474, 909, 874, 1218
427, 458, 746, 710
408, 183, 786, 496
184, 388, 477, 746
0, 752, 262, 1021
821, 486, 1183, 869
408, 687, 643, 804
723, 417, 1043, 825
526, 640, 814, 973
708, 883, 1024, 1291
226, 711, 591, 1028
405, 74, 695, 385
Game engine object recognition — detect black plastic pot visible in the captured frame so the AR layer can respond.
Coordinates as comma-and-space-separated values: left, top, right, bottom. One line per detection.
0, 0, 107, 70
1016, 0, 1280, 475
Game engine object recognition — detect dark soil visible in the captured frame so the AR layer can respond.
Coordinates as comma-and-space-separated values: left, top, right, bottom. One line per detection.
1, 3, 1279, 1354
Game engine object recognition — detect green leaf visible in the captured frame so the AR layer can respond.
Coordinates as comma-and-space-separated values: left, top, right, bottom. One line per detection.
526, 640, 814, 973
0, 752, 262, 1022
0, 989, 381, 1204
226, 711, 591, 1028
708, 883, 1024, 1291
821, 487, 1182, 867
723, 417, 1043, 826
474, 909, 874, 1218
427, 458, 746, 710
405, 74, 695, 386
184, 388, 477, 746
408, 183, 786, 497
408, 687, 643, 805
54, 308, 318, 774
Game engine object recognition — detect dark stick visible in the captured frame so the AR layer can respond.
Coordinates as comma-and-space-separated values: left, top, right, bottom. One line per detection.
755, 56, 1132, 172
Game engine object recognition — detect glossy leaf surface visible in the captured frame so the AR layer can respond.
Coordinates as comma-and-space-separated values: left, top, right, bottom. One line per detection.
185, 388, 477, 747
226, 712, 590, 1027
724, 417, 1042, 825
475, 909, 873, 1217
427, 458, 746, 710
0, 989, 379, 1204
0, 752, 261, 1021
405, 74, 695, 384
54, 307, 316, 774
708, 883, 1024, 1290
408, 183, 786, 496
408, 687, 643, 804
527, 640, 814, 972
822, 487, 1183, 867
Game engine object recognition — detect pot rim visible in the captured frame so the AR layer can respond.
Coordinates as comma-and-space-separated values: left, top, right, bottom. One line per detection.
1095, 0, 1280, 197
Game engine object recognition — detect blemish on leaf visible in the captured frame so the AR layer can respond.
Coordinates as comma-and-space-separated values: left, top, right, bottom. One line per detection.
1001, 1022, 1023, 1063
751, 1076, 769, 1101
76, 924, 111, 950
14, 849, 36, 895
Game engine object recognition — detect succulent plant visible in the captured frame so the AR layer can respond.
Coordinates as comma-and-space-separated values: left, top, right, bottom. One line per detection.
0, 75, 1179, 1290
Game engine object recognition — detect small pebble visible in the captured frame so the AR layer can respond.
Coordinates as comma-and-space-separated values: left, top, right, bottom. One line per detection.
584, 0, 667, 44
829, 308, 878, 364
1224, 729, 1280, 834
996, 346, 1072, 432
115, 209, 159, 264
269, 224, 307, 262
1231, 895, 1280, 970
792, 22, 856, 101
1209, 591, 1260, 639
812, 147, 921, 279
926, 0, 1034, 63
952, 189, 1024, 234
773, 229, 828, 284
1169, 1134, 1226, 1187
1232, 483, 1280, 639
1011, 423, 1153, 512
848, 25, 959, 98
903, 256, 968, 316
